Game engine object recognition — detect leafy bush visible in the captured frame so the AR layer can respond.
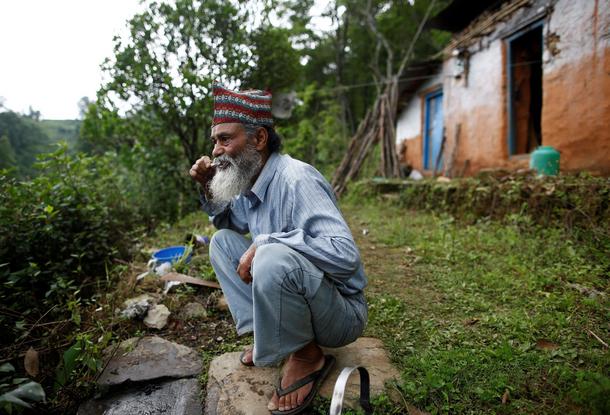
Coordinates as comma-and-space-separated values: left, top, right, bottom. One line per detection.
0, 145, 141, 341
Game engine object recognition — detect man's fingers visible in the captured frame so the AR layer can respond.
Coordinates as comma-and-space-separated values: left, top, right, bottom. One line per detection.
236, 262, 252, 284
189, 156, 214, 184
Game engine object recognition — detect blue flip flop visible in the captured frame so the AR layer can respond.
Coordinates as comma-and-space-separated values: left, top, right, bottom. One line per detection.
270, 354, 336, 415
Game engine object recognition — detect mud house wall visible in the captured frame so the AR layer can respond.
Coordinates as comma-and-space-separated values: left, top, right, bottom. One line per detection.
442, 41, 511, 175
542, 0, 610, 174
395, 0, 610, 176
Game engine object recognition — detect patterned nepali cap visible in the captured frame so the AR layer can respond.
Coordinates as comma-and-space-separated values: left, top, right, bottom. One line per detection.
212, 83, 273, 127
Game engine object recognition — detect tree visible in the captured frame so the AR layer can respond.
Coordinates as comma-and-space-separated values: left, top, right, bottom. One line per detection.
0, 134, 17, 170
25, 106, 41, 122
97, 0, 257, 163
77, 96, 92, 120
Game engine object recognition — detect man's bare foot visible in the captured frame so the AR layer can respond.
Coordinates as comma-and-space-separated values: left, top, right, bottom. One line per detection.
267, 342, 325, 412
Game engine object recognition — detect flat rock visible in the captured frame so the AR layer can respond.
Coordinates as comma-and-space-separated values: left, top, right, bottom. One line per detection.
98, 336, 202, 386
204, 337, 399, 415
78, 378, 202, 415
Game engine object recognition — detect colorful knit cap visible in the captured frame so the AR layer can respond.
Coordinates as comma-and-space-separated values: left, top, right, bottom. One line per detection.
212, 83, 273, 127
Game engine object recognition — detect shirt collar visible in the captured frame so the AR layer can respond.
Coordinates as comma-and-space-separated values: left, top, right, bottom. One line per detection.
245, 152, 280, 208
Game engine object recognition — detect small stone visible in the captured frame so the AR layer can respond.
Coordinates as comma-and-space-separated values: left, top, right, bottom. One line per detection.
182, 302, 208, 320
121, 294, 157, 319
215, 336, 223, 342
144, 304, 170, 329
97, 336, 202, 386
216, 295, 229, 312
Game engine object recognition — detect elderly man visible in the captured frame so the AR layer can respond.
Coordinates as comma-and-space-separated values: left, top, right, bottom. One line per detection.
189, 84, 367, 414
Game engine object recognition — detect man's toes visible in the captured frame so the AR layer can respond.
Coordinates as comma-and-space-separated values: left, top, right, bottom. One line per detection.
278, 395, 286, 411
267, 393, 278, 411
297, 388, 307, 406
290, 392, 298, 409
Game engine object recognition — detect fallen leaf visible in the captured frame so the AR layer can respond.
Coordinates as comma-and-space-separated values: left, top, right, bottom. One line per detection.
536, 339, 559, 350
464, 318, 480, 326
501, 389, 510, 404
24, 347, 39, 377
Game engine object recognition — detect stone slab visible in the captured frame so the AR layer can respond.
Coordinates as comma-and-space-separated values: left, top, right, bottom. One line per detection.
78, 378, 202, 415
204, 337, 399, 415
97, 336, 202, 386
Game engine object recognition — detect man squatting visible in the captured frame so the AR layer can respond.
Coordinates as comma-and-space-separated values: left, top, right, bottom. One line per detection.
189, 84, 368, 415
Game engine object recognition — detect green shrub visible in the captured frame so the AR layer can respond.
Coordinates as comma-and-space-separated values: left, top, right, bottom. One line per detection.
0, 145, 140, 341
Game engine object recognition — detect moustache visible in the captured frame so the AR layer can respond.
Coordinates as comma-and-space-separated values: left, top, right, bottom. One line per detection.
212, 155, 236, 170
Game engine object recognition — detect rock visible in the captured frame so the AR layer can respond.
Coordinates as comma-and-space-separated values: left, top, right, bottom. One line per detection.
144, 304, 170, 329
216, 295, 229, 312
182, 302, 207, 320
78, 378, 202, 415
97, 336, 202, 386
204, 337, 399, 415
320, 337, 401, 408
120, 294, 157, 319
205, 354, 276, 415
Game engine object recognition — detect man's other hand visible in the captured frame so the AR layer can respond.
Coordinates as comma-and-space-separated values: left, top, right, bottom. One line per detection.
189, 155, 215, 187
237, 244, 256, 284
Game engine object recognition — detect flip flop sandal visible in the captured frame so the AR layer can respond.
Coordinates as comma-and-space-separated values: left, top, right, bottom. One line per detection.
270, 354, 336, 415
240, 347, 255, 367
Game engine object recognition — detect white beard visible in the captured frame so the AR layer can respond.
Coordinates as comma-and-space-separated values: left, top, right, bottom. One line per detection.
209, 143, 262, 205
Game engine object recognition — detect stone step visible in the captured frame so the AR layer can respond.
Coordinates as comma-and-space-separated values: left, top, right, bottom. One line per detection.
205, 337, 399, 415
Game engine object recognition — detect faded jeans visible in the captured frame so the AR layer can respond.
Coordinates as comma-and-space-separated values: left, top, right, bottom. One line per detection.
209, 229, 368, 366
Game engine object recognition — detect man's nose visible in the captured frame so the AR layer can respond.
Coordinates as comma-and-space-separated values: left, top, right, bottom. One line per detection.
212, 143, 223, 158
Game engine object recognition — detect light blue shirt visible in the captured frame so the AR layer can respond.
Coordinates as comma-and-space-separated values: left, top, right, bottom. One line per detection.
201, 152, 367, 296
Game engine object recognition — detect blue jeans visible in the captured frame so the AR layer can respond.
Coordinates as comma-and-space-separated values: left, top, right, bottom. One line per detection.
209, 229, 368, 366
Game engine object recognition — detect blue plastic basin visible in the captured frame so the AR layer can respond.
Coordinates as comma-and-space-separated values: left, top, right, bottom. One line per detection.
152, 246, 192, 264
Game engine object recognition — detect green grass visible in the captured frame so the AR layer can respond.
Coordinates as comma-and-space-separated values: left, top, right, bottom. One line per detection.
138, 194, 608, 414
343, 198, 609, 414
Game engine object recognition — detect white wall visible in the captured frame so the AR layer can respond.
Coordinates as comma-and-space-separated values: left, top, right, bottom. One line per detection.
395, 73, 443, 143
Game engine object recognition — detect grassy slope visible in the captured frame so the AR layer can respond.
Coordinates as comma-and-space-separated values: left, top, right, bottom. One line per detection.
342, 197, 609, 414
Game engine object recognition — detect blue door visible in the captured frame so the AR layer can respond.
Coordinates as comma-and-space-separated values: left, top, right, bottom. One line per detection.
423, 90, 444, 171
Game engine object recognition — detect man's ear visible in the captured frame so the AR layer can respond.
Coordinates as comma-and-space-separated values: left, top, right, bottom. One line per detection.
254, 127, 268, 151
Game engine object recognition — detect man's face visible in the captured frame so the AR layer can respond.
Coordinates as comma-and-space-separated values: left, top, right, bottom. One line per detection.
208, 123, 263, 204
210, 123, 249, 161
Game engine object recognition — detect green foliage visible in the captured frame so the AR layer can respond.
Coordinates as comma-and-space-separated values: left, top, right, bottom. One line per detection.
243, 26, 302, 91
55, 331, 111, 391
278, 83, 349, 178
0, 363, 45, 414
0, 145, 141, 341
97, 0, 257, 163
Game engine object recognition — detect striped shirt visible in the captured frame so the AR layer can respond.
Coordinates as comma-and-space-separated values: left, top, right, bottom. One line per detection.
201, 152, 367, 296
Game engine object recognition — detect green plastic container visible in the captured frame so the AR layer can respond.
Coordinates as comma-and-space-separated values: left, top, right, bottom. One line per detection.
530, 146, 560, 176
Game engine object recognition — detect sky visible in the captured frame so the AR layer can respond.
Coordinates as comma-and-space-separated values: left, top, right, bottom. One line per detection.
0, 0, 144, 120
0, 0, 336, 120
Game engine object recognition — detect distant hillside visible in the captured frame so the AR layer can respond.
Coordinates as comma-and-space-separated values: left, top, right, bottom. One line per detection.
39, 119, 81, 148
0, 114, 82, 176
